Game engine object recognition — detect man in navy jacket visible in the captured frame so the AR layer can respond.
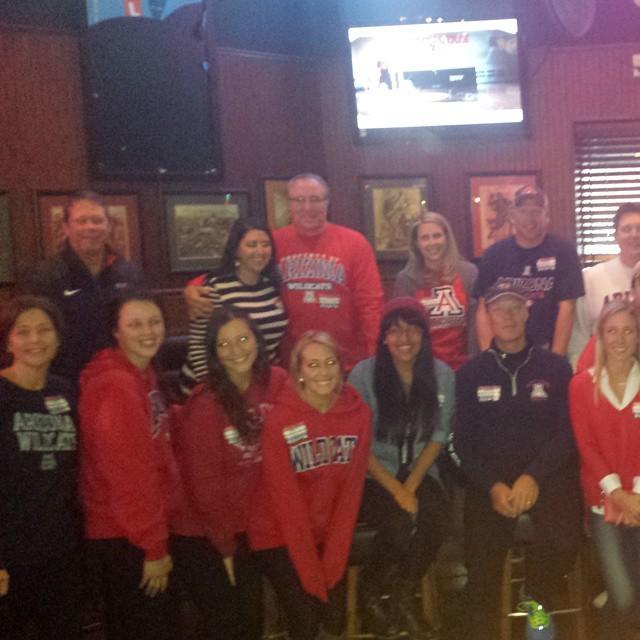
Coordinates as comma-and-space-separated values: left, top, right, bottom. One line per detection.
455, 282, 582, 639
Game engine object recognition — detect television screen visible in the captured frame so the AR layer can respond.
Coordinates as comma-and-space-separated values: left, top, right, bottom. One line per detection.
348, 18, 524, 136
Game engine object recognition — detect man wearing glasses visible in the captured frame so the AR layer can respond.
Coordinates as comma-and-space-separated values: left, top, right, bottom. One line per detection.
275, 173, 383, 372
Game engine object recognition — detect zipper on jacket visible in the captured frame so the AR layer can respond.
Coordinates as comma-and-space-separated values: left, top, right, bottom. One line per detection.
488, 346, 533, 397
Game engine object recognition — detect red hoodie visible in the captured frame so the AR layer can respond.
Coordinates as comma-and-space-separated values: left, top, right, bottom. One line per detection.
248, 380, 371, 602
171, 367, 288, 557
79, 348, 179, 560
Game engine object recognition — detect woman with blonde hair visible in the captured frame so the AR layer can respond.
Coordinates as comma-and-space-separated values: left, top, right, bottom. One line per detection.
394, 211, 477, 370
570, 299, 640, 638
249, 331, 371, 640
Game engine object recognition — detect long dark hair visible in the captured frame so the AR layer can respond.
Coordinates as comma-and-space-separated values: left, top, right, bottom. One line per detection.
205, 305, 271, 442
217, 217, 280, 288
373, 306, 439, 444
0, 296, 64, 368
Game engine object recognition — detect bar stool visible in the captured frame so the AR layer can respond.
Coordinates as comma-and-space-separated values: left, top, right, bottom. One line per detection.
499, 516, 587, 640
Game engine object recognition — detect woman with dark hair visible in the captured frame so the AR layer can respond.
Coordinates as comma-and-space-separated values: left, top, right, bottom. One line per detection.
249, 331, 371, 640
79, 290, 180, 640
394, 211, 477, 371
570, 299, 640, 638
182, 217, 288, 390
0, 295, 81, 640
348, 297, 454, 640
171, 305, 287, 639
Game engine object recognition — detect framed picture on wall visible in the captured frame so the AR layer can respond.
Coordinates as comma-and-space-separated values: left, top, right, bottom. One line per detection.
164, 191, 250, 273
361, 176, 431, 260
37, 192, 141, 262
263, 178, 291, 230
0, 193, 15, 283
468, 172, 539, 258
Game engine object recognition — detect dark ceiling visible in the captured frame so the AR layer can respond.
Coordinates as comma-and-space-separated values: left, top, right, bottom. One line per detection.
1, 0, 639, 54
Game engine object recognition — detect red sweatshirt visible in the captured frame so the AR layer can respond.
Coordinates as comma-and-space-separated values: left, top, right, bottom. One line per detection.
79, 348, 179, 560
248, 380, 371, 602
274, 223, 383, 371
570, 368, 640, 507
170, 367, 288, 557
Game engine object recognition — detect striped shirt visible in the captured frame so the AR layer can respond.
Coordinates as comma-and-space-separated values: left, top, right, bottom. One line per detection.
181, 273, 288, 392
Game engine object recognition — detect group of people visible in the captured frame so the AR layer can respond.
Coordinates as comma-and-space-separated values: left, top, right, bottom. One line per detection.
1, 175, 640, 640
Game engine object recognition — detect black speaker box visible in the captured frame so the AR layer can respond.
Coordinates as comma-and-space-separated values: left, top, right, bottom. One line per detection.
82, 2, 222, 180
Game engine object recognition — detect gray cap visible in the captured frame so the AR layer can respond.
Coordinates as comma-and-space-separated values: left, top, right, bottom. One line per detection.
484, 282, 528, 306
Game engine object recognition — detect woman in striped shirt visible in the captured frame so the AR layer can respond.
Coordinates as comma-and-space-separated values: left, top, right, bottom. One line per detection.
182, 218, 288, 392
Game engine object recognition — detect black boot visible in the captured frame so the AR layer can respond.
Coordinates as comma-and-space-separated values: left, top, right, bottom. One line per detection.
394, 579, 439, 640
361, 592, 405, 640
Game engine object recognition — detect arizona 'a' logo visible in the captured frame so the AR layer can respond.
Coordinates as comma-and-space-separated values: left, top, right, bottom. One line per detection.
424, 286, 464, 318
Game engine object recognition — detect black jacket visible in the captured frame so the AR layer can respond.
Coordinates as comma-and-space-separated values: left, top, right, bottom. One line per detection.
24, 242, 143, 381
454, 343, 578, 494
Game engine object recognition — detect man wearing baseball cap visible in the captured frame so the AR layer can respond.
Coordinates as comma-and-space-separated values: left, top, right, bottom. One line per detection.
474, 185, 584, 356
455, 281, 582, 640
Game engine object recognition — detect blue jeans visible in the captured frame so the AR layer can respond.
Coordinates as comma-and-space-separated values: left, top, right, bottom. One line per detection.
590, 511, 640, 616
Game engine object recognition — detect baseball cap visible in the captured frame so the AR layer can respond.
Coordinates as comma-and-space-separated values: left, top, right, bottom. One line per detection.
514, 185, 547, 208
484, 282, 528, 306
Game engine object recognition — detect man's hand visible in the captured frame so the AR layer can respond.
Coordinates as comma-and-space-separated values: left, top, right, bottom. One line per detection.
490, 482, 517, 518
140, 554, 173, 597
0, 569, 9, 597
184, 285, 215, 320
510, 474, 540, 515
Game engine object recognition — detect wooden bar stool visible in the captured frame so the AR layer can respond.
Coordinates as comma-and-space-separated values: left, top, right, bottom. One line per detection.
499, 518, 587, 640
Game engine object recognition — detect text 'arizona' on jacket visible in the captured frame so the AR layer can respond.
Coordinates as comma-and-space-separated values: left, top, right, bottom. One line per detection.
79, 348, 180, 560
170, 366, 288, 557
248, 379, 372, 602
454, 344, 578, 495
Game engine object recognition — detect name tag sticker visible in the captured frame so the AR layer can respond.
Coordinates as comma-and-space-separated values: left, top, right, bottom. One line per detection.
319, 296, 340, 309
224, 426, 241, 446
633, 403, 640, 419
44, 396, 71, 415
477, 386, 501, 402
536, 257, 556, 272
283, 423, 308, 444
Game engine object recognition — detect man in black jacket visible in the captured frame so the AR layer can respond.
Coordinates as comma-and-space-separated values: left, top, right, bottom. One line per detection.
24, 191, 143, 381
455, 282, 582, 639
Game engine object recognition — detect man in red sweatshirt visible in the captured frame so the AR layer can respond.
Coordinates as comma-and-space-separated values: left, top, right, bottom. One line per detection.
274, 173, 383, 371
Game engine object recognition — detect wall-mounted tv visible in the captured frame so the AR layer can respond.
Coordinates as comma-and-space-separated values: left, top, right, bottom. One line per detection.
348, 18, 524, 138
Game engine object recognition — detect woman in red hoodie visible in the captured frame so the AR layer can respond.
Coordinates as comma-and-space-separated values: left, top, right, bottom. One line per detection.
79, 291, 178, 640
249, 330, 372, 640
170, 305, 287, 639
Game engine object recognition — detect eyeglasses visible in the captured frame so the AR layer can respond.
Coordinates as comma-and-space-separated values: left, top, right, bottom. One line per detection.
288, 196, 327, 205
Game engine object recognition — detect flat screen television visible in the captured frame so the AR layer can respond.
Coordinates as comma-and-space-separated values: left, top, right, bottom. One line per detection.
347, 18, 525, 138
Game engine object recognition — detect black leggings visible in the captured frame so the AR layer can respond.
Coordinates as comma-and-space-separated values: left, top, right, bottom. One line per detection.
87, 538, 180, 640
358, 474, 450, 593
171, 535, 263, 640
256, 546, 346, 640
0, 553, 82, 640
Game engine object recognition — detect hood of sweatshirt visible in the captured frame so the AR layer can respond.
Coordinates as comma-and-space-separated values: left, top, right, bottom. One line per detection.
80, 347, 154, 391
271, 378, 367, 419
